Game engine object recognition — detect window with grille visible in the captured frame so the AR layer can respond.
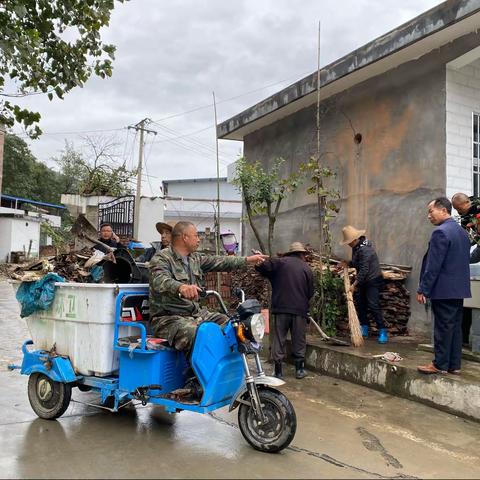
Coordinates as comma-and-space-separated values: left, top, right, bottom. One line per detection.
474, 113, 480, 197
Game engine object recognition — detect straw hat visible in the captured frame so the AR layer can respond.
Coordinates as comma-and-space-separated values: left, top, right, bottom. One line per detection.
155, 220, 176, 234
284, 242, 308, 255
340, 225, 366, 245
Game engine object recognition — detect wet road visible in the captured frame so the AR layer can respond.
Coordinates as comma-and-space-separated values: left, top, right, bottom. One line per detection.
1, 281, 479, 479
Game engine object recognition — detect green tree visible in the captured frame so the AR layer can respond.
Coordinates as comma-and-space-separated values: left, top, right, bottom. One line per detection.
0, 0, 124, 137
2, 132, 64, 203
233, 157, 303, 256
53, 136, 136, 196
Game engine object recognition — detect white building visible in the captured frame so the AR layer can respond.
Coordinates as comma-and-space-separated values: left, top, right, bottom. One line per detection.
162, 177, 242, 251
0, 194, 63, 262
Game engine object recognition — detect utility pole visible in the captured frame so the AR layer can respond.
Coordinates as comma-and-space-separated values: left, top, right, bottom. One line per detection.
213, 92, 221, 292
213, 92, 221, 254
128, 118, 157, 240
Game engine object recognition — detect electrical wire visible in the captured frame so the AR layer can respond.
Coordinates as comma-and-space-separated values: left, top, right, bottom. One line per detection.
150, 69, 313, 123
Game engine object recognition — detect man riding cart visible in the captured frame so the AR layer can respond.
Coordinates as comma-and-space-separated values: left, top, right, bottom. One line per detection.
149, 221, 267, 354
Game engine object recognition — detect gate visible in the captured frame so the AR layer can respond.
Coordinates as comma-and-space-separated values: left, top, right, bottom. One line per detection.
98, 195, 135, 238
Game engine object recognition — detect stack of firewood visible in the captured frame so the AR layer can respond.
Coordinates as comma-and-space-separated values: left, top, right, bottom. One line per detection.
230, 248, 412, 337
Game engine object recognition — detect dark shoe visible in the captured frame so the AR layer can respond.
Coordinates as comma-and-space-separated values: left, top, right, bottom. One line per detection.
417, 363, 447, 375
274, 362, 283, 379
295, 359, 306, 379
448, 369, 461, 375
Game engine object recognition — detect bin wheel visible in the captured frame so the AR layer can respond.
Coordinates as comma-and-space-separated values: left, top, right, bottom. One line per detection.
28, 373, 72, 420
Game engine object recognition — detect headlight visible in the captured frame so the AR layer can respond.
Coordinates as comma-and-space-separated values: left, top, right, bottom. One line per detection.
250, 313, 265, 343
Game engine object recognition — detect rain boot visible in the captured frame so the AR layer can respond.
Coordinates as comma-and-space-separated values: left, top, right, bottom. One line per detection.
295, 359, 306, 379
378, 328, 388, 344
274, 362, 283, 379
361, 325, 369, 338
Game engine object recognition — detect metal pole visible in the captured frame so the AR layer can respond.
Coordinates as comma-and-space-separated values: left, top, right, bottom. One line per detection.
129, 118, 156, 241
133, 120, 145, 240
213, 92, 221, 292
213, 91, 221, 254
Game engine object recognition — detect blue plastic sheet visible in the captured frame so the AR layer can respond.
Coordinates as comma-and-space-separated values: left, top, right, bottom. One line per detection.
16, 273, 65, 318
90, 265, 104, 283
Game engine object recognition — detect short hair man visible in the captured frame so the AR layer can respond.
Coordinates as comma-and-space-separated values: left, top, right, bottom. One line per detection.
452, 192, 480, 264
98, 223, 120, 248
149, 221, 267, 355
256, 242, 314, 380
417, 197, 471, 375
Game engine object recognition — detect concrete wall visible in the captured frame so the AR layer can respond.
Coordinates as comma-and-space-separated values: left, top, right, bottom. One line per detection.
164, 178, 241, 202
163, 213, 241, 252
138, 197, 164, 244
242, 32, 480, 335
446, 59, 480, 198
0, 218, 12, 262
0, 217, 41, 262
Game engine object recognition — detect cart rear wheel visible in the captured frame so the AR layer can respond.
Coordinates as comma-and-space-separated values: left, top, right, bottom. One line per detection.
28, 373, 72, 420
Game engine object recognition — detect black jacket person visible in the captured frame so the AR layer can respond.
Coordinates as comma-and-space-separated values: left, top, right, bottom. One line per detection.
341, 225, 387, 344
256, 242, 314, 380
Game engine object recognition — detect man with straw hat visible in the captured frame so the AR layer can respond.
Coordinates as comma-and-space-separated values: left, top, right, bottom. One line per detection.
256, 242, 314, 380
340, 225, 388, 344
138, 220, 177, 262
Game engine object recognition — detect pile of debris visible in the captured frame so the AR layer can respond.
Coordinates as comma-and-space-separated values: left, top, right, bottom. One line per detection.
3, 248, 113, 283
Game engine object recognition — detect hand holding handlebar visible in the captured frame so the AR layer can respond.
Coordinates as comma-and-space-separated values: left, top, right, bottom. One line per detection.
179, 284, 203, 301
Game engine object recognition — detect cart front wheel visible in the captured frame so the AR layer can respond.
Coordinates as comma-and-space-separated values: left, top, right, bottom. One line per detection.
238, 387, 296, 453
28, 373, 72, 419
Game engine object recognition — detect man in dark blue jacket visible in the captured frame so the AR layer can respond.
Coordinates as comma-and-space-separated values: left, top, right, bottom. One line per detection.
417, 197, 471, 375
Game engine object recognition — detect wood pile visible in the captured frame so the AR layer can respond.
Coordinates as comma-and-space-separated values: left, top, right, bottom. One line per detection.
228, 249, 411, 337
2, 248, 111, 283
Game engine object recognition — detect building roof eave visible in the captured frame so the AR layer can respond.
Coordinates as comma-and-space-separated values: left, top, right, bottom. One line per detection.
218, 0, 480, 141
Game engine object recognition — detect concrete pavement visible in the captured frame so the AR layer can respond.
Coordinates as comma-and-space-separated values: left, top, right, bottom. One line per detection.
1, 281, 480, 479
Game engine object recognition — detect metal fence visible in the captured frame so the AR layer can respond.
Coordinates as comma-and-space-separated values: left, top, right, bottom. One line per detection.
98, 195, 135, 238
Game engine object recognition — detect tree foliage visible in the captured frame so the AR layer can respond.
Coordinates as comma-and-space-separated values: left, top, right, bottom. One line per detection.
300, 156, 340, 255
53, 135, 136, 196
2, 133, 64, 203
3, 133, 136, 204
233, 157, 303, 256
0, 0, 124, 137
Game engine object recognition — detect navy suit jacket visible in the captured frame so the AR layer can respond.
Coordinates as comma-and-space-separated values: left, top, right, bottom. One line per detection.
418, 217, 471, 300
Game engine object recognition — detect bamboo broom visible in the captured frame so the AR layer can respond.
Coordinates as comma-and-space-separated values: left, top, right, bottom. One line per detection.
343, 267, 364, 347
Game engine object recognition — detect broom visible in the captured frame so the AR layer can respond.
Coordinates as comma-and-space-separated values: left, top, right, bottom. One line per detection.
343, 266, 364, 347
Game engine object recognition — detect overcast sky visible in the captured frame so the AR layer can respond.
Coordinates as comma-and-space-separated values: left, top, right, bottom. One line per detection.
12, 0, 441, 196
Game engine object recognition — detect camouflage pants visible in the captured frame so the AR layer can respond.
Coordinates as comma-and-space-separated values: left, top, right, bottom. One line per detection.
151, 309, 228, 354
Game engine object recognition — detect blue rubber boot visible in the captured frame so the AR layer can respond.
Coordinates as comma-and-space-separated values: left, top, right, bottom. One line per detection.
378, 328, 389, 344
361, 325, 369, 338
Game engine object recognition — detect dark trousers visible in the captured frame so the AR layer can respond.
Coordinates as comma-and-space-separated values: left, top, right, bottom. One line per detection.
431, 299, 463, 371
271, 313, 307, 363
354, 277, 385, 329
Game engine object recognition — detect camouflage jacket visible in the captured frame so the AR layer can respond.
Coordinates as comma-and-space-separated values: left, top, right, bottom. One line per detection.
149, 247, 247, 318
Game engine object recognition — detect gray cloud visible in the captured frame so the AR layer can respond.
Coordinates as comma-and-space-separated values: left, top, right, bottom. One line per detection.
12, 0, 440, 196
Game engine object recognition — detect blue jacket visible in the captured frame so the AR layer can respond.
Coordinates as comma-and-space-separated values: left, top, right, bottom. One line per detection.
418, 217, 471, 299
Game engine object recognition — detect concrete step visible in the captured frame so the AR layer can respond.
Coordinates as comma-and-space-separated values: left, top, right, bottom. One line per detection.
278, 335, 480, 423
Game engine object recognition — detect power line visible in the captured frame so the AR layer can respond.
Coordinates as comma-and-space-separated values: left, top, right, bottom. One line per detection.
13, 126, 126, 137
150, 69, 313, 124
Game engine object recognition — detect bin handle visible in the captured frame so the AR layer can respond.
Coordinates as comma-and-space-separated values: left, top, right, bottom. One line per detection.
117, 321, 147, 350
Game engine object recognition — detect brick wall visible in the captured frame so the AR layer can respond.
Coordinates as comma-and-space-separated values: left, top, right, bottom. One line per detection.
203, 271, 233, 305
446, 60, 480, 199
